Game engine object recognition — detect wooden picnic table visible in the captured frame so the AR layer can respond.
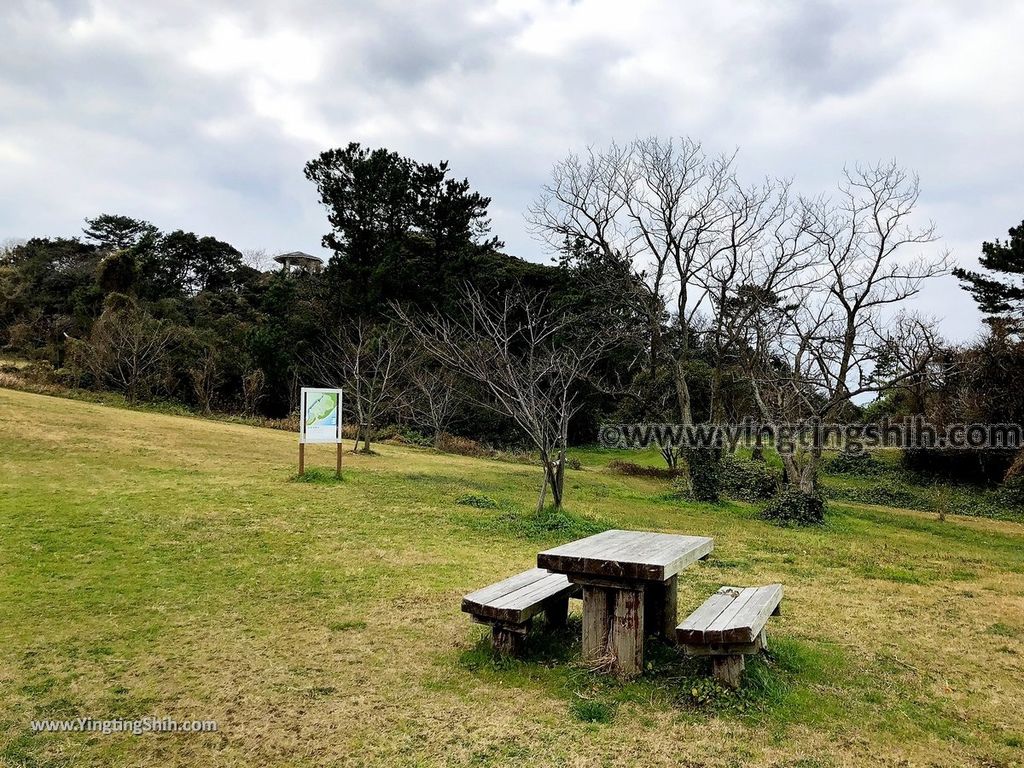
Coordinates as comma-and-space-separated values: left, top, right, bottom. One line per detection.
537, 529, 713, 676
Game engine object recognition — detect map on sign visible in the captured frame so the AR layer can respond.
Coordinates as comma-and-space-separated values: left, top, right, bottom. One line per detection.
300, 387, 342, 444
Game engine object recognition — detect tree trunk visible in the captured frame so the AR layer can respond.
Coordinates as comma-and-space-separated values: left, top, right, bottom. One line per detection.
780, 450, 821, 494
357, 422, 372, 453
780, 452, 799, 490
536, 466, 548, 513
799, 447, 821, 494
545, 456, 564, 510
661, 447, 678, 470
674, 360, 693, 427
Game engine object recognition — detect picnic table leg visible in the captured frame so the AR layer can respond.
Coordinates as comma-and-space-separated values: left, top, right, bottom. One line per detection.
643, 576, 678, 641
609, 586, 645, 677
582, 586, 612, 661
661, 575, 677, 641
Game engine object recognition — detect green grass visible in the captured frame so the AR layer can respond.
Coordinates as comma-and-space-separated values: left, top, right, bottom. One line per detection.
1, 388, 1024, 766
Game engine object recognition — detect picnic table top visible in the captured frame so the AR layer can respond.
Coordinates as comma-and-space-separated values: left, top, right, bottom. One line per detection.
537, 529, 714, 583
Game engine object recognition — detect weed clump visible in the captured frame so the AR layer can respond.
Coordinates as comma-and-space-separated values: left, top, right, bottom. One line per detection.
455, 493, 499, 509
291, 468, 344, 484
502, 506, 609, 540
569, 698, 615, 723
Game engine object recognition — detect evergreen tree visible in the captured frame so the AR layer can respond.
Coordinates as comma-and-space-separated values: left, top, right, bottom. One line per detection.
954, 219, 1024, 327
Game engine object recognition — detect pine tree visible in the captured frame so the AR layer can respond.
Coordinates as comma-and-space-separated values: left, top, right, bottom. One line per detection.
954, 220, 1024, 326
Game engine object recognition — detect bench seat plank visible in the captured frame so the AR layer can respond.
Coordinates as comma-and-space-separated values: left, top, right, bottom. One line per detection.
676, 590, 736, 645
676, 584, 783, 645
705, 587, 761, 640
462, 568, 579, 624
711, 584, 783, 643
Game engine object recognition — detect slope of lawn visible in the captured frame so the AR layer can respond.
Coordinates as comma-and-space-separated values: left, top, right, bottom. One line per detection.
1, 387, 1023, 767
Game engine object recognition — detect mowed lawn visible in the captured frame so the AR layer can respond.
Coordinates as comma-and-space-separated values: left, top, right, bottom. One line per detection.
1, 389, 1024, 767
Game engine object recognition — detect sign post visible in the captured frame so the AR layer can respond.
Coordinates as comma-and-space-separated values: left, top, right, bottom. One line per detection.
299, 387, 343, 477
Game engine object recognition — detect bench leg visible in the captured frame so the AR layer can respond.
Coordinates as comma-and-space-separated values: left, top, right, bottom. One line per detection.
712, 654, 745, 688
609, 587, 645, 678
582, 586, 613, 661
491, 623, 527, 656
544, 596, 569, 628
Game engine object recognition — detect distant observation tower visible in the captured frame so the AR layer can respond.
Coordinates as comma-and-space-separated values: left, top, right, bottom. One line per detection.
273, 251, 324, 275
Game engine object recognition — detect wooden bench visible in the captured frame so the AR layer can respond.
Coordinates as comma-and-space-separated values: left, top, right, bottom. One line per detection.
462, 568, 580, 656
676, 584, 783, 687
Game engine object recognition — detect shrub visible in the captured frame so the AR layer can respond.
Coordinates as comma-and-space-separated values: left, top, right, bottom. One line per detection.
719, 454, 779, 501
607, 459, 680, 479
1001, 450, 1024, 507
21, 360, 55, 384
682, 448, 721, 502
824, 478, 926, 510
761, 490, 826, 526
826, 451, 886, 477
901, 447, 1014, 485
1005, 449, 1024, 483
1000, 476, 1024, 508
384, 427, 433, 447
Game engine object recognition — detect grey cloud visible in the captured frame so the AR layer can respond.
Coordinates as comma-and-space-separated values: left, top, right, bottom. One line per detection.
1, 0, 1021, 341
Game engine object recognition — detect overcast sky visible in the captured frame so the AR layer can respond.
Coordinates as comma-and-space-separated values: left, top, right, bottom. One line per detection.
2, 0, 1022, 339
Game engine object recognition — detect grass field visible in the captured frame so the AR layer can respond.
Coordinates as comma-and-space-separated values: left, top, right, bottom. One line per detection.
1, 387, 1023, 767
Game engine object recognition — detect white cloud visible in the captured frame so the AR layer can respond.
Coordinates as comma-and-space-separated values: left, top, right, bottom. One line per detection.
186, 17, 324, 84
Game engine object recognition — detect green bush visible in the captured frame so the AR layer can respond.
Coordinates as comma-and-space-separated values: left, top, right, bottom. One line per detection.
824, 478, 925, 510
826, 451, 887, 477
392, 428, 434, 447
999, 476, 1024, 508
607, 459, 679, 479
761, 490, 826, 526
1001, 450, 1024, 507
682, 448, 722, 502
719, 454, 779, 501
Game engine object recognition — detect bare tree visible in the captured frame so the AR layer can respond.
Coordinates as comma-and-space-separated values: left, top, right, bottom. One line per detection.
241, 368, 266, 417
699, 180, 818, 423
528, 138, 734, 434
188, 345, 220, 414
746, 162, 950, 494
308, 319, 410, 453
403, 362, 461, 448
397, 287, 613, 511
528, 138, 806, 487
241, 248, 275, 272
76, 307, 177, 404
